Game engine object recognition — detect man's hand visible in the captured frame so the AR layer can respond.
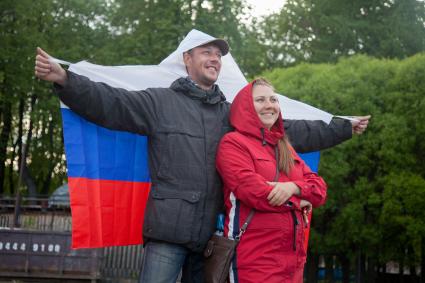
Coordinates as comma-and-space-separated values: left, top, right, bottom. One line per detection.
266, 181, 300, 207
351, 115, 371, 135
34, 47, 67, 86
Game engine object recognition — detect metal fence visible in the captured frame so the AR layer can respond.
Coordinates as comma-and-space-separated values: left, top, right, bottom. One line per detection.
101, 245, 143, 280
0, 212, 72, 232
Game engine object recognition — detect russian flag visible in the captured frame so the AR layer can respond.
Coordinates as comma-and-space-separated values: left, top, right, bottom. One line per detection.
298, 151, 320, 252
59, 29, 330, 249
61, 108, 151, 248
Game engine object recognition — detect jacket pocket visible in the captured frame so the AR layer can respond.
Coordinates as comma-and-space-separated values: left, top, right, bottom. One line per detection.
253, 155, 278, 181
156, 128, 204, 181
144, 186, 201, 243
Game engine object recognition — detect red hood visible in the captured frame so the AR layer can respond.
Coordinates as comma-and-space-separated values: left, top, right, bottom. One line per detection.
230, 81, 284, 145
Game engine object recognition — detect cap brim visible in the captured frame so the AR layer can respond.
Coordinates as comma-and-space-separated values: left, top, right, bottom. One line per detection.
196, 39, 229, 56
209, 39, 229, 56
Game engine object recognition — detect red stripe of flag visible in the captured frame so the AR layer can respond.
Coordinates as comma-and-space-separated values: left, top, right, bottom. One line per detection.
68, 177, 150, 248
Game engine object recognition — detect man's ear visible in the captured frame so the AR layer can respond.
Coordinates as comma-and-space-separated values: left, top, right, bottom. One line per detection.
183, 52, 191, 74
183, 52, 191, 65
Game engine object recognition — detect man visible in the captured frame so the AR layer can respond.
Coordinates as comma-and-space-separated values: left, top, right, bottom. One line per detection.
35, 35, 369, 283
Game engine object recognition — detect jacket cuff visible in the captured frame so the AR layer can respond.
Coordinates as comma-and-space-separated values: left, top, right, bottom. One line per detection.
287, 196, 300, 210
331, 117, 353, 143
293, 180, 313, 200
53, 69, 72, 92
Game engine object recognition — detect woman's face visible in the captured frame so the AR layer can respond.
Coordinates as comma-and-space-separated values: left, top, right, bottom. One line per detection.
252, 84, 280, 130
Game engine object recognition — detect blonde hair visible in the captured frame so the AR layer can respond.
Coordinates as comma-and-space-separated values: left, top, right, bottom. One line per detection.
252, 77, 275, 91
253, 78, 294, 175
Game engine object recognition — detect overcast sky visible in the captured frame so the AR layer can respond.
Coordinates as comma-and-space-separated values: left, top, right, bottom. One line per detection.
245, 0, 285, 17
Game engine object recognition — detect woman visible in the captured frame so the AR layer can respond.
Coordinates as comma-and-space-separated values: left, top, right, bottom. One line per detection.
216, 78, 327, 283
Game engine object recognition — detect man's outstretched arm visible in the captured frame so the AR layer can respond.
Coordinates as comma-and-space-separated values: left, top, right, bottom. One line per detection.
284, 116, 371, 153
34, 47, 157, 135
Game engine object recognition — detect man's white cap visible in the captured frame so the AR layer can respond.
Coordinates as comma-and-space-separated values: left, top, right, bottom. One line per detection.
195, 38, 229, 55
175, 29, 229, 55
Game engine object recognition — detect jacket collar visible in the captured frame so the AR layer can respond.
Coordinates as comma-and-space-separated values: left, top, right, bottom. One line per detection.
170, 77, 227, 105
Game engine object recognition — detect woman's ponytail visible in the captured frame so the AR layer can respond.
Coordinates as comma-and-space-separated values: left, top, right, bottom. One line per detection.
278, 135, 294, 175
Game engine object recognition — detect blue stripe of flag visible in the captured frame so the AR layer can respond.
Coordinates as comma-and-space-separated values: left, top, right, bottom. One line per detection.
61, 108, 151, 182
298, 152, 320, 173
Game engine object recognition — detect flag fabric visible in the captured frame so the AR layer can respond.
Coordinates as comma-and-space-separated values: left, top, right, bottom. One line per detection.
62, 109, 150, 248
61, 29, 327, 249
298, 152, 320, 252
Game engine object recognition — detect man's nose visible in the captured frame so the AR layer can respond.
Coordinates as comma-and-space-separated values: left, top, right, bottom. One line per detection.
210, 53, 221, 62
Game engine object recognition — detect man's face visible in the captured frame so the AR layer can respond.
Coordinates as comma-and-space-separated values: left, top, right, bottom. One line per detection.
183, 44, 222, 90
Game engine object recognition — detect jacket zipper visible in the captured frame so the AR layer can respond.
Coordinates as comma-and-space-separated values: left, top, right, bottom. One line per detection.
290, 210, 299, 251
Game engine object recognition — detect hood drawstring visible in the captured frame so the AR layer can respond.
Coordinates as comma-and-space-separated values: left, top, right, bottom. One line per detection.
260, 128, 267, 146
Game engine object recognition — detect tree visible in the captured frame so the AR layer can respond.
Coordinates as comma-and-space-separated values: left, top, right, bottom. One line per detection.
262, 53, 425, 282
0, 0, 112, 196
259, 0, 425, 67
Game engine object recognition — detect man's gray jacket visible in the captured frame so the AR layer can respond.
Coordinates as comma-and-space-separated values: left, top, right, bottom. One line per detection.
56, 72, 352, 252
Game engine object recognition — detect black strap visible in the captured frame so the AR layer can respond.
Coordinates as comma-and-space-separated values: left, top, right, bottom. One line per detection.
291, 209, 299, 251
236, 146, 280, 241
235, 210, 255, 241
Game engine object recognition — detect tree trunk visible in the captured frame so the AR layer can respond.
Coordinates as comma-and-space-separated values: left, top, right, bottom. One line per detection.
0, 101, 12, 195
376, 263, 387, 283
7, 139, 17, 194
366, 257, 378, 283
407, 245, 418, 282
420, 238, 425, 283
340, 253, 351, 283
409, 265, 416, 279
41, 118, 54, 195
399, 258, 404, 283
305, 251, 319, 283
22, 164, 37, 197
17, 98, 24, 191
325, 254, 335, 282
14, 94, 39, 198
23, 94, 37, 198
356, 251, 366, 283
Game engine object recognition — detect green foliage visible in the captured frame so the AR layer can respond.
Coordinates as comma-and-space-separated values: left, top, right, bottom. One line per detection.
262, 53, 425, 267
380, 172, 425, 263
258, 0, 425, 67
0, 0, 113, 195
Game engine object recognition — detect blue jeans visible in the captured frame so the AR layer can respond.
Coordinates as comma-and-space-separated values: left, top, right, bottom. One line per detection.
138, 240, 204, 283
